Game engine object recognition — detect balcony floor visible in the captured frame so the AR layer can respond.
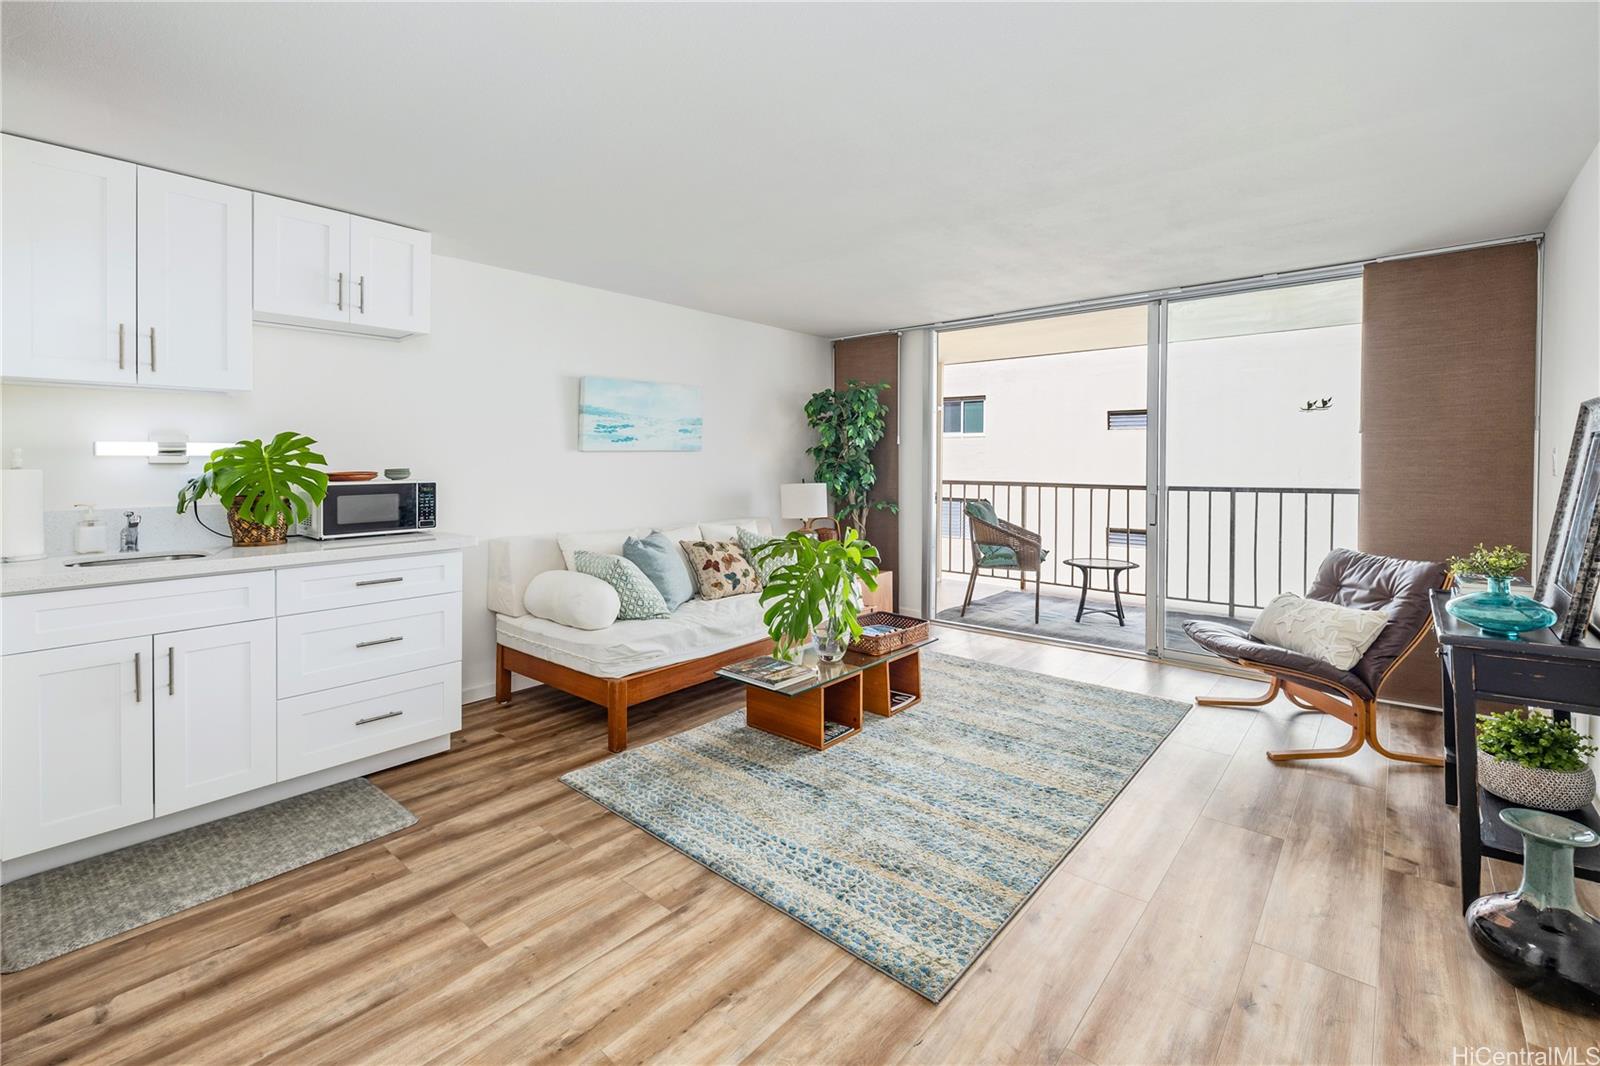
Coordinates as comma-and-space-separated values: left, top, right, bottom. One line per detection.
933, 576, 1247, 656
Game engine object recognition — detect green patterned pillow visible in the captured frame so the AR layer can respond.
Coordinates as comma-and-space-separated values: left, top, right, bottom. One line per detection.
737, 527, 791, 583
572, 551, 671, 620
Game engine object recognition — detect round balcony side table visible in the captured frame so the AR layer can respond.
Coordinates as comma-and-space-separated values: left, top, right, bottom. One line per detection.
1064, 557, 1140, 626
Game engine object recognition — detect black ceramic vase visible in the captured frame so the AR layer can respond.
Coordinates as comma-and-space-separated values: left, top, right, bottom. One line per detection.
1465, 808, 1600, 1016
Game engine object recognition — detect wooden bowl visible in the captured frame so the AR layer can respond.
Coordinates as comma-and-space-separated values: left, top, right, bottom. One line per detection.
327, 471, 379, 482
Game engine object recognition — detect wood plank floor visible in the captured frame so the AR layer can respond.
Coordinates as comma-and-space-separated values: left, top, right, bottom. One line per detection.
4, 625, 1596, 1065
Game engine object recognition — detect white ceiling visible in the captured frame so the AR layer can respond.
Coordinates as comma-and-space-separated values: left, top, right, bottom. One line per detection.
4, 2, 1596, 338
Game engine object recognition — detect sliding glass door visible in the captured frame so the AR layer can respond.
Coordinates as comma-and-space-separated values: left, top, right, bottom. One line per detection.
926, 274, 1362, 668
1154, 276, 1364, 661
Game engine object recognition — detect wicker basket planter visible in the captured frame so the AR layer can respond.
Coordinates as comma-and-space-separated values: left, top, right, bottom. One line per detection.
1477, 751, 1596, 812
226, 500, 289, 547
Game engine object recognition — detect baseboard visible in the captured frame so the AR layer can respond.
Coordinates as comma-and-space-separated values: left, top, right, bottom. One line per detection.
462, 675, 540, 705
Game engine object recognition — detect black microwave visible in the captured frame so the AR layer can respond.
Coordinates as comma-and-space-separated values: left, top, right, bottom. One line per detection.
295, 481, 437, 539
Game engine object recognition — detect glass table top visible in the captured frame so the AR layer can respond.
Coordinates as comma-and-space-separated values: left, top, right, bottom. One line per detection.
717, 637, 936, 696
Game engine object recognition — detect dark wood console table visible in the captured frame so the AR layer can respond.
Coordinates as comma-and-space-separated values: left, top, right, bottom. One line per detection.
1432, 589, 1600, 910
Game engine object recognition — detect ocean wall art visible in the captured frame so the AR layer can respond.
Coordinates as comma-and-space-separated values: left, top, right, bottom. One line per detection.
578, 376, 704, 452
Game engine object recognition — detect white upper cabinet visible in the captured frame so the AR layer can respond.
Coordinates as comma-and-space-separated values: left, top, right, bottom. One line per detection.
2, 135, 253, 392
350, 216, 431, 336
137, 167, 254, 391
252, 193, 351, 329
255, 193, 430, 338
2, 136, 138, 386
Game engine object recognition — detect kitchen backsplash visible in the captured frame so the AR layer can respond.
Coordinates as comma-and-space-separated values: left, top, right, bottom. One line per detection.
41, 504, 235, 557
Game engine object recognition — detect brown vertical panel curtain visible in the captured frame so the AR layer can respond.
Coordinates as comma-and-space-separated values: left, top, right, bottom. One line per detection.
834, 333, 900, 588
1360, 243, 1538, 706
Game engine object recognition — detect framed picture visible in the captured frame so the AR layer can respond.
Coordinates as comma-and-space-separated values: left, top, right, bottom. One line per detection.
578, 377, 703, 452
1535, 396, 1600, 642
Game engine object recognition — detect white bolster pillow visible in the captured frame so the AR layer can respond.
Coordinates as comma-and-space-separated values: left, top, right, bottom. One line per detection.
524, 570, 620, 631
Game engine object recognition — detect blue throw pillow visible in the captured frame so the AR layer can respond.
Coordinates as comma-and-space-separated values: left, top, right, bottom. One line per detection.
623, 532, 695, 610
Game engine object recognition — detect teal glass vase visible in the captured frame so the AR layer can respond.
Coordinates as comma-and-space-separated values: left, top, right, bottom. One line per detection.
1446, 575, 1558, 639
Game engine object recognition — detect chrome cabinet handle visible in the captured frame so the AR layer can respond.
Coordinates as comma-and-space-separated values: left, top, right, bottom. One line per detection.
357, 275, 366, 314
355, 710, 403, 726
167, 646, 175, 696
118, 323, 126, 370
355, 576, 403, 587
148, 326, 157, 372
134, 651, 142, 702
356, 635, 404, 649
336, 272, 345, 311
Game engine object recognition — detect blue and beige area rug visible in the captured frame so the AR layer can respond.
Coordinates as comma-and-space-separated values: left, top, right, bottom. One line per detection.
561, 652, 1189, 1002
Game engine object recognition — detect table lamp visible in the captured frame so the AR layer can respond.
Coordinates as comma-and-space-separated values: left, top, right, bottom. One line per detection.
780, 482, 835, 538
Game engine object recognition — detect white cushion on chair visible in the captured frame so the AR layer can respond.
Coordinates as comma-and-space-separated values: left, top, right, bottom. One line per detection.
1247, 592, 1388, 671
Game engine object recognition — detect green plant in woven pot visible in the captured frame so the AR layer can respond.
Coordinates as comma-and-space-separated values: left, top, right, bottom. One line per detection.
176, 432, 329, 547
752, 529, 880, 662
804, 380, 898, 538
1476, 709, 1598, 812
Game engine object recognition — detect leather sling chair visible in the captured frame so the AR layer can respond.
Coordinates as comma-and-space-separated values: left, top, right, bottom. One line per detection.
1182, 548, 1450, 764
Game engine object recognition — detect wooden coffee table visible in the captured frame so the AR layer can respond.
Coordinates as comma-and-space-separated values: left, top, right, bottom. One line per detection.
718, 638, 935, 750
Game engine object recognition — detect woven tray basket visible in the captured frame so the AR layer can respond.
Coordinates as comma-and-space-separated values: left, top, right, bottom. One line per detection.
848, 612, 930, 656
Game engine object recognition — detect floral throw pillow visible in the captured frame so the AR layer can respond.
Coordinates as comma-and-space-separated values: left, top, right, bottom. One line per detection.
736, 527, 791, 584
680, 539, 762, 599
572, 550, 672, 620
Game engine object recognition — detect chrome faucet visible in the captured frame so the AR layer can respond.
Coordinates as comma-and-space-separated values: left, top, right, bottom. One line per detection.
120, 511, 141, 553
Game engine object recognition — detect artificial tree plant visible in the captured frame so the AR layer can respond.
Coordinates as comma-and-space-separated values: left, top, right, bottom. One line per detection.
804, 379, 897, 537
177, 431, 329, 546
752, 529, 881, 661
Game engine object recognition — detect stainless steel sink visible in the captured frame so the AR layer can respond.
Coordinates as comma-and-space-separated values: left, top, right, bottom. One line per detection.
63, 552, 211, 567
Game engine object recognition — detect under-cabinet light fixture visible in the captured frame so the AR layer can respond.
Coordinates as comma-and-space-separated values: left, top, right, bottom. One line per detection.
94, 438, 232, 464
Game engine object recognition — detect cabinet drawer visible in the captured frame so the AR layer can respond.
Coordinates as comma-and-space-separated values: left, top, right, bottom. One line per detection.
278, 663, 461, 779
3, 572, 274, 655
275, 552, 461, 615
277, 593, 461, 697
1473, 652, 1600, 706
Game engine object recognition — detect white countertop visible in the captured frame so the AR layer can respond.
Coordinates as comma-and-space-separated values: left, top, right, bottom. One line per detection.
1, 532, 476, 597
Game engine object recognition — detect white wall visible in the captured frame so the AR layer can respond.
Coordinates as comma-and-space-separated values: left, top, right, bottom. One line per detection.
0, 254, 832, 700
1536, 141, 1600, 563
940, 326, 1361, 491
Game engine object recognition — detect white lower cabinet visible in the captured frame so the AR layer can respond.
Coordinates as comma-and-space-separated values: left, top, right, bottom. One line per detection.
0, 550, 463, 874
278, 662, 461, 779
1, 636, 154, 860
154, 619, 276, 817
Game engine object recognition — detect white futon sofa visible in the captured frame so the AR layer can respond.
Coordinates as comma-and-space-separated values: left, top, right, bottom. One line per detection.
486, 517, 775, 751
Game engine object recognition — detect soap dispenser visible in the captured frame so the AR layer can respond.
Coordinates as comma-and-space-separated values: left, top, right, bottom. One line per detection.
73, 505, 109, 555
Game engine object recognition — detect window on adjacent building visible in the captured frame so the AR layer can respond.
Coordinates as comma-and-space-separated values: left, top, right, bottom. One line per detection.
1107, 409, 1147, 430
944, 396, 986, 435
1108, 527, 1148, 549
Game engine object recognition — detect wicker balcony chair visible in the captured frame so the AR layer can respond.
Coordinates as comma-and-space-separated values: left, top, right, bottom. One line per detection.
961, 499, 1049, 623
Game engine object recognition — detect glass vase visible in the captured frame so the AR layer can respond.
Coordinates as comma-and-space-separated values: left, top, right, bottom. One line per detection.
1465, 808, 1600, 1016
813, 620, 848, 663
1445, 574, 1558, 639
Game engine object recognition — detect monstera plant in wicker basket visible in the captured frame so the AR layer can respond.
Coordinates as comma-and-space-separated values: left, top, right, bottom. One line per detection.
177, 432, 329, 547
1476, 709, 1598, 812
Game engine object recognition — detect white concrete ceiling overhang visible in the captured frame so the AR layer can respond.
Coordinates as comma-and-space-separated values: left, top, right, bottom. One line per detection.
3, 2, 1596, 338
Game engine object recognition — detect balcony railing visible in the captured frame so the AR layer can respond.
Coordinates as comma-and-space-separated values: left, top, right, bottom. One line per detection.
939, 479, 1360, 616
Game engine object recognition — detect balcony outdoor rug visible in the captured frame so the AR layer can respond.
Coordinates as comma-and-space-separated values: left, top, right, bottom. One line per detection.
0, 778, 415, 973
561, 651, 1189, 1002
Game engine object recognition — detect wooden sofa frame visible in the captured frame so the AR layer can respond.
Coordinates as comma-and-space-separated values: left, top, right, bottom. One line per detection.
496, 638, 772, 752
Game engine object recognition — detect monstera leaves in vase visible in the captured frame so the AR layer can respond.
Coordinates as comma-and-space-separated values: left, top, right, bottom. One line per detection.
177, 431, 329, 547
753, 529, 880, 662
